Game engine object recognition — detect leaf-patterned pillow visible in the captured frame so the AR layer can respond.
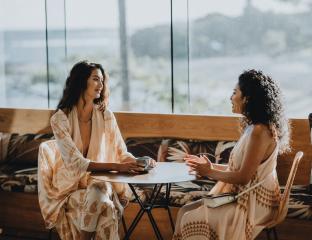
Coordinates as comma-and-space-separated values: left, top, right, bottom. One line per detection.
6, 133, 54, 167
164, 139, 236, 164
125, 138, 162, 161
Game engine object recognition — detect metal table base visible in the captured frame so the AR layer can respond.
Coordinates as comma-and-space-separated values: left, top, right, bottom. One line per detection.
124, 183, 175, 240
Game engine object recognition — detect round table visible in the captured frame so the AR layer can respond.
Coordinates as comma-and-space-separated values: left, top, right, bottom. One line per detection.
92, 162, 196, 184
92, 162, 197, 240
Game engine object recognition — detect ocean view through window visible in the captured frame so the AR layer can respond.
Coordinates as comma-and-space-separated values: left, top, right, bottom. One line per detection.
0, 0, 311, 117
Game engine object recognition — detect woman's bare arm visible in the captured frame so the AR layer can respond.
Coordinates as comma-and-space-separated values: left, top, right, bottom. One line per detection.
187, 125, 275, 185
87, 159, 144, 173
87, 162, 118, 172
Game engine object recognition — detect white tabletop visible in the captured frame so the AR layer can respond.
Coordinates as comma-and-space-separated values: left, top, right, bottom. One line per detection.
92, 162, 197, 184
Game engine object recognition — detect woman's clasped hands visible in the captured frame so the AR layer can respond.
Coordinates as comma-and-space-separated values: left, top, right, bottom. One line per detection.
185, 154, 213, 178
117, 157, 144, 173
118, 157, 156, 174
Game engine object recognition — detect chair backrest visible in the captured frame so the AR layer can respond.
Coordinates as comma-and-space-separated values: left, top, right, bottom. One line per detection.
267, 151, 304, 228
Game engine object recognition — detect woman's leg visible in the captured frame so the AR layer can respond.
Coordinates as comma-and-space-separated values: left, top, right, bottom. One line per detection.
61, 182, 115, 240
174, 199, 203, 235
80, 181, 111, 232
85, 180, 122, 239
94, 190, 123, 239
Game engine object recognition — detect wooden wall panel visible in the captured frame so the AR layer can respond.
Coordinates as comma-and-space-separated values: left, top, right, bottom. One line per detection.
0, 108, 53, 134
0, 192, 47, 232
115, 112, 241, 141
277, 119, 312, 185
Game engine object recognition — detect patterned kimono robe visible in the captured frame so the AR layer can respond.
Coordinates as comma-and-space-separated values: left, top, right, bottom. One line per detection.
38, 106, 133, 240
173, 125, 281, 240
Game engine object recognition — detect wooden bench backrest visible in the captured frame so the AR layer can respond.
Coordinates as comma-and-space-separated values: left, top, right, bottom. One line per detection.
0, 108, 311, 185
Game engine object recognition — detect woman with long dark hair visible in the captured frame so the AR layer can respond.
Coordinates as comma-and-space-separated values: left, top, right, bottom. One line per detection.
173, 69, 290, 240
38, 61, 144, 240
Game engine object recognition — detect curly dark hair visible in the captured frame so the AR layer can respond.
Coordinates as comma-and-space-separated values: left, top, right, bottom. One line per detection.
56, 60, 109, 113
238, 69, 290, 153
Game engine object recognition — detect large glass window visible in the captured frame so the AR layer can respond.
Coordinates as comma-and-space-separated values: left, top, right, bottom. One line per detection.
46, 0, 68, 108
127, 0, 171, 112
47, 0, 119, 108
0, 0, 311, 117
184, 0, 312, 117
0, 0, 48, 108
48, 0, 171, 112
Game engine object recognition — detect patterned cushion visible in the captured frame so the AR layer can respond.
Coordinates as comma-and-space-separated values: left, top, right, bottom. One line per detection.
126, 138, 162, 161
0, 132, 11, 164
125, 137, 236, 164
0, 133, 52, 193
0, 167, 37, 193
165, 139, 236, 164
286, 185, 312, 220
6, 133, 54, 167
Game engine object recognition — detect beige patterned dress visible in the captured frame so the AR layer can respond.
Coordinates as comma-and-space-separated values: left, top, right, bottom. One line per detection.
38, 106, 133, 240
173, 125, 281, 240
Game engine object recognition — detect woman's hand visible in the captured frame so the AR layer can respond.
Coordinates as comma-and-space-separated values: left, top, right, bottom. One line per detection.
185, 155, 213, 177
97, 102, 106, 113
117, 158, 145, 173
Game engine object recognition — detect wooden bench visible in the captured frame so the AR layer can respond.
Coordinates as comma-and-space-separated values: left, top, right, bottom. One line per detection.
0, 108, 311, 239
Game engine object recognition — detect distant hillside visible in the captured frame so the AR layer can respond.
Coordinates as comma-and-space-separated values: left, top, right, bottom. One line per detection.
130, 7, 312, 58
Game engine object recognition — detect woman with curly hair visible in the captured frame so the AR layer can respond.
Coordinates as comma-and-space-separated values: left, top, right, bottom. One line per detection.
173, 69, 290, 240
38, 61, 145, 240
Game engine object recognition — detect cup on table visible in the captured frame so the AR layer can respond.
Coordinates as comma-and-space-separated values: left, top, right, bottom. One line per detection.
135, 156, 154, 172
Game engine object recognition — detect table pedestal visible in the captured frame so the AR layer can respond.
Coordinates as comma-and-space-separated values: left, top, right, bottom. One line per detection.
124, 183, 175, 240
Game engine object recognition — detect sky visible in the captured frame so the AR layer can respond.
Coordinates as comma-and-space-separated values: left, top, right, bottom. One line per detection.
0, 0, 311, 30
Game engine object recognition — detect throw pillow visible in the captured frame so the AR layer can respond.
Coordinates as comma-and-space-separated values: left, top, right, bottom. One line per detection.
6, 133, 54, 167
165, 139, 236, 164
0, 132, 12, 164
126, 138, 162, 160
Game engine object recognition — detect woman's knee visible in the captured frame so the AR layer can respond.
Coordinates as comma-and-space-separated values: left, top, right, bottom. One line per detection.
86, 181, 111, 200
178, 199, 202, 217
185, 199, 202, 211
84, 186, 113, 215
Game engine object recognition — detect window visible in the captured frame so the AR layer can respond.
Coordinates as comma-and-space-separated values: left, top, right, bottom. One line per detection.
174, 0, 312, 117
0, 0, 48, 108
0, 0, 311, 117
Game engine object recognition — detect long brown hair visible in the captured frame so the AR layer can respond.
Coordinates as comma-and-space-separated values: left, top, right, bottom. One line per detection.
56, 60, 109, 113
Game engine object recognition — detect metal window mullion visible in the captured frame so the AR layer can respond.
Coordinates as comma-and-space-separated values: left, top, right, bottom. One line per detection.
44, 0, 50, 108
170, 0, 174, 113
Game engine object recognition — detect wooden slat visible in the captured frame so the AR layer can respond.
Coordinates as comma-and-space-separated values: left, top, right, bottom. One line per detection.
0, 192, 47, 232
0, 108, 241, 140
115, 112, 241, 141
277, 119, 312, 185
0, 108, 53, 134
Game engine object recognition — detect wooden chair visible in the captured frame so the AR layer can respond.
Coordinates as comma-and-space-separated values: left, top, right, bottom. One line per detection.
265, 151, 304, 240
